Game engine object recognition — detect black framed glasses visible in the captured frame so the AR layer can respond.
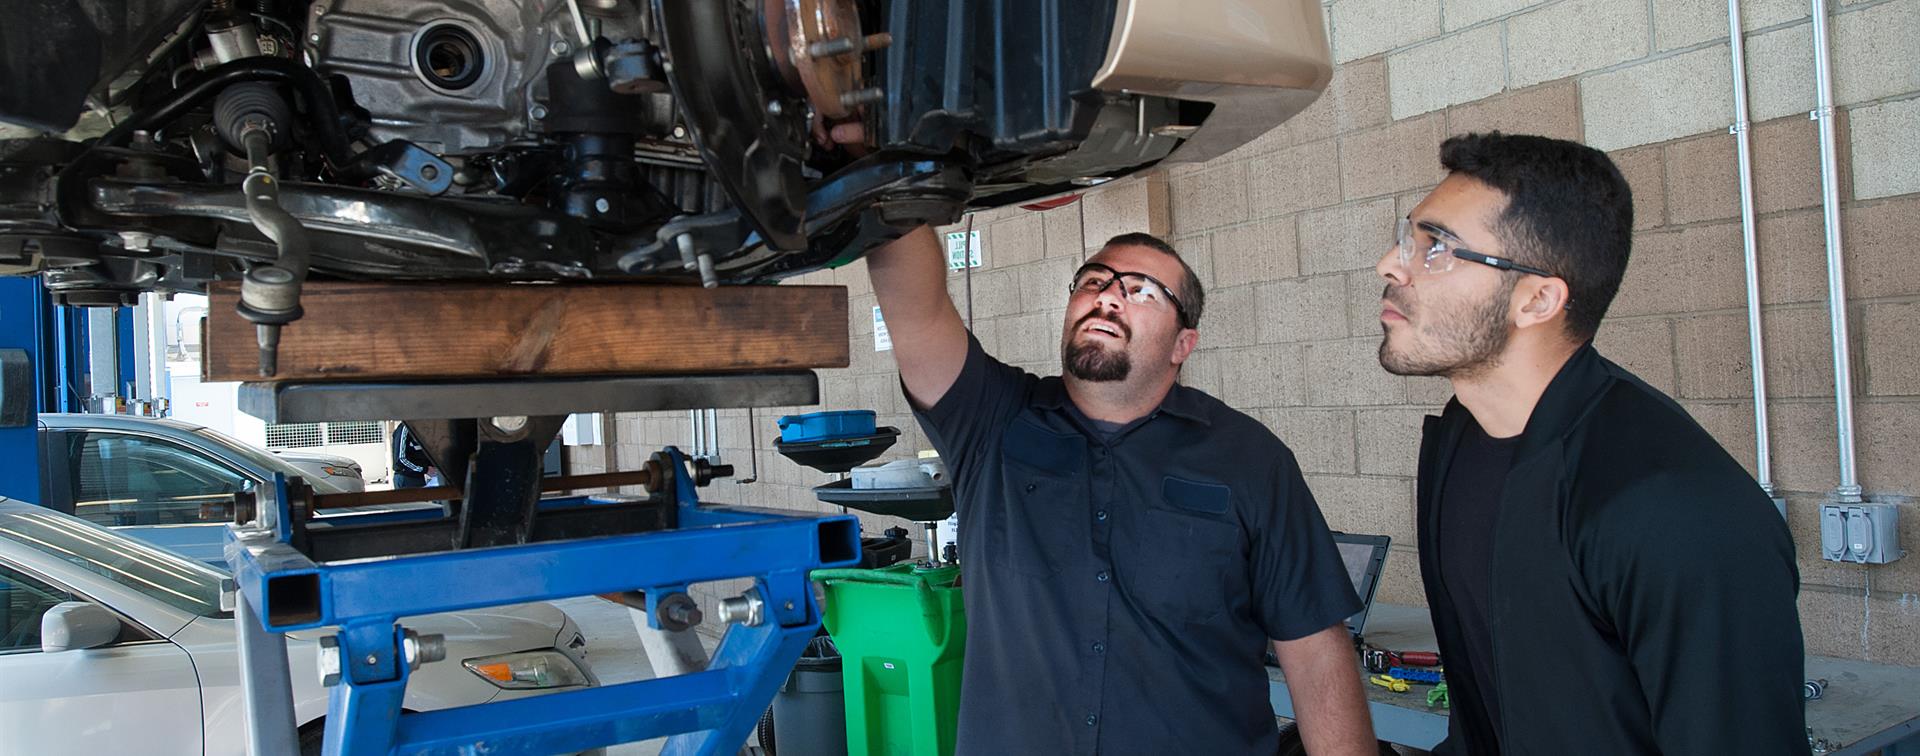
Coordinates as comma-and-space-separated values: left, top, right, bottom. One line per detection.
1068, 263, 1192, 328
1395, 216, 1559, 279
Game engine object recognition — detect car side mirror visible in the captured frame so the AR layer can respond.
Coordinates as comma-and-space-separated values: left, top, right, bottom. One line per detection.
41, 602, 123, 652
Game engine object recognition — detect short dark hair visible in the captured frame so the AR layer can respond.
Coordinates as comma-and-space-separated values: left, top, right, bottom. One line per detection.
1438, 132, 1633, 341
1101, 232, 1205, 329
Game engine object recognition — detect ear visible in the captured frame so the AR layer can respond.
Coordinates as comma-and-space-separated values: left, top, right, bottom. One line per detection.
1512, 276, 1570, 331
1170, 327, 1200, 366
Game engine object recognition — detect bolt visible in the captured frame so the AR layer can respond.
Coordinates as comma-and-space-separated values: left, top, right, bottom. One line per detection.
807, 36, 858, 58
718, 590, 766, 627
594, 197, 611, 214
491, 415, 528, 433
419, 164, 439, 181
551, 39, 571, 57
783, 600, 795, 611
672, 125, 686, 139
308, 32, 321, 44
838, 87, 885, 109
766, 100, 784, 116
531, 104, 549, 120
365, 654, 378, 666
318, 636, 342, 686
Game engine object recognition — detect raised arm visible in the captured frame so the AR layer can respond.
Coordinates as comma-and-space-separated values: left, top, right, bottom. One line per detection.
864, 225, 972, 409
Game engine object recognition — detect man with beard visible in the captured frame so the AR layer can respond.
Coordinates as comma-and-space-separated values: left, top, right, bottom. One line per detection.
863, 226, 1374, 755
1375, 132, 1806, 755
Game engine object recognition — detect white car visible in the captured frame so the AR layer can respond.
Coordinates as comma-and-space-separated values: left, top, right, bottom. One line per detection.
0, 500, 599, 756
35, 413, 398, 563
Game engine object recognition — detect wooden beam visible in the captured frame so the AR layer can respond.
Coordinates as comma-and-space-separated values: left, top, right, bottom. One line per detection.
204, 281, 848, 382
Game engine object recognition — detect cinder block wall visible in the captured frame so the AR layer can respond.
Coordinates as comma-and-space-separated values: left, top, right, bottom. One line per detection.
578, 0, 1920, 661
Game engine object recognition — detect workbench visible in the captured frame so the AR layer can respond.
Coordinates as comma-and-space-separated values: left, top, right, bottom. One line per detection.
1267, 604, 1920, 755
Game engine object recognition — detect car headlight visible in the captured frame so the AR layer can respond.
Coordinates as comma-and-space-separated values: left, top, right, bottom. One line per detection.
462, 649, 591, 690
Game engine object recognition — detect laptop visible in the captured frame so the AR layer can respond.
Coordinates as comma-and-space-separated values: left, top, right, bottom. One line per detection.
1330, 531, 1391, 638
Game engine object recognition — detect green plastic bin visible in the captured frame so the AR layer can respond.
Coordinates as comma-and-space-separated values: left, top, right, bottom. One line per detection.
813, 563, 966, 756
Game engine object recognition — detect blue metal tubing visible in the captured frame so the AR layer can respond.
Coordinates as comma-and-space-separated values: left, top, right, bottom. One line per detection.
385, 609, 817, 756
231, 511, 861, 632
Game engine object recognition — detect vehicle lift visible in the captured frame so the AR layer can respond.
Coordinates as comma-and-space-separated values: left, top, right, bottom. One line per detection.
222, 373, 861, 755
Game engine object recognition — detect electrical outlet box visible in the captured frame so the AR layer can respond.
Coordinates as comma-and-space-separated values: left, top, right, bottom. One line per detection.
1820, 503, 1904, 564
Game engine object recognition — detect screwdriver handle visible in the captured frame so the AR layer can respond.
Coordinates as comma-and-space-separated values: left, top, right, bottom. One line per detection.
1401, 651, 1442, 667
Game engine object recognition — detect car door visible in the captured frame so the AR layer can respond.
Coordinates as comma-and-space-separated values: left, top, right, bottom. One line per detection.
70, 430, 255, 527
0, 561, 203, 754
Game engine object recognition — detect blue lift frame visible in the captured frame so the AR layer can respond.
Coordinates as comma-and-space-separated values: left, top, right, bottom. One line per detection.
227, 447, 861, 756
0, 277, 47, 502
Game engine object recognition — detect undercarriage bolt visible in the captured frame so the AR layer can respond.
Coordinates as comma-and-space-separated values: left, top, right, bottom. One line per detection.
806, 32, 892, 58
838, 87, 885, 109
718, 590, 766, 627
491, 415, 528, 433
551, 39, 571, 57
696, 253, 718, 288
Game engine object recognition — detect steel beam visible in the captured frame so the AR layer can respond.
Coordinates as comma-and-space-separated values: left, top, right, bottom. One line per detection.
237, 371, 818, 423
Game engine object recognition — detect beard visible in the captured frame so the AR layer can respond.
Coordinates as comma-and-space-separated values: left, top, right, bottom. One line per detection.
1063, 311, 1132, 382
1378, 281, 1514, 379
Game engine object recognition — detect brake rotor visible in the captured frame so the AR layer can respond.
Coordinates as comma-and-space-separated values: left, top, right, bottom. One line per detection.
764, 0, 889, 120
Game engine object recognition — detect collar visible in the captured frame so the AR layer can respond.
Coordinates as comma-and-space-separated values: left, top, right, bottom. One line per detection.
1032, 377, 1213, 427
1439, 341, 1612, 460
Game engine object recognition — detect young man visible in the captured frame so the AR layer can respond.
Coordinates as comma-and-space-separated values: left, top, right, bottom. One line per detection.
1374, 132, 1807, 754
390, 423, 433, 489
866, 227, 1374, 754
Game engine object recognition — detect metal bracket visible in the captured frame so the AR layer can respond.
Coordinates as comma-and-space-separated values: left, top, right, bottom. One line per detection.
226, 448, 863, 755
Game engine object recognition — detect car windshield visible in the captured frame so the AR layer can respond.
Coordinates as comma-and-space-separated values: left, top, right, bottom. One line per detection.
192, 427, 352, 494
0, 507, 226, 617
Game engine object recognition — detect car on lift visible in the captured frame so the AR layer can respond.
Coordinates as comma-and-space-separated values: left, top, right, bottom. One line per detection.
0, 0, 1330, 359
0, 500, 598, 756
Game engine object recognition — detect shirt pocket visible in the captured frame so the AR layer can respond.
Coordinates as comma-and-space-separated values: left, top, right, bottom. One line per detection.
1117, 477, 1240, 625
995, 418, 1085, 578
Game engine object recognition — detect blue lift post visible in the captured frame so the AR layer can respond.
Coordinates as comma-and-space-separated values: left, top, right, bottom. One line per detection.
228, 447, 861, 756
0, 277, 44, 502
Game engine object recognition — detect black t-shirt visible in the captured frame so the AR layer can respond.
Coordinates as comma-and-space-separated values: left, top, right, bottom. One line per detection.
912, 335, 1361, 756
1438, 419, 1520, 753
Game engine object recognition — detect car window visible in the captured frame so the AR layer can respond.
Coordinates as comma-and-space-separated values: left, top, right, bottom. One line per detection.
0, 509, 226, 618
73, 432, 253, 526
191, 427, 353, 495
0, 563, 77, 654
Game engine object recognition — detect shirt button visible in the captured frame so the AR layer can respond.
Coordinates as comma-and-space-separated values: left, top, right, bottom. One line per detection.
1095, 570, 1109, 582
1086, 715, 1099, 727
1095, 509, 1108, 521
1024, 483, 1036, 493
1092, 641, 1105, 654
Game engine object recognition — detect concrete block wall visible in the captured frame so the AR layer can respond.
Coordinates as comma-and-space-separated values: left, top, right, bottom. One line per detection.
574, 0, 1920, 659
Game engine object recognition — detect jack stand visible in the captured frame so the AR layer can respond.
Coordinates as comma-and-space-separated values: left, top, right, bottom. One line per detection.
224, 373, 859, 756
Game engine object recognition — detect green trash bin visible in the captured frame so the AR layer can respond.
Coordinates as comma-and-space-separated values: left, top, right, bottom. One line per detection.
813, 563, 966, 756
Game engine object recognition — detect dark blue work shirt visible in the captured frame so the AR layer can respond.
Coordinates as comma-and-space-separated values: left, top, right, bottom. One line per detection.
912, 337, 1361, 755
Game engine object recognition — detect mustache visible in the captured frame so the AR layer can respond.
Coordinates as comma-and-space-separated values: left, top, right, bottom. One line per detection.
1382, 285, 1412, 316
1075, 309, 1131, 338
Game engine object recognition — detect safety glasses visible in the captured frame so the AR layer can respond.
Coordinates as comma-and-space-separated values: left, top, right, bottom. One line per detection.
1068, 263, 1192, 328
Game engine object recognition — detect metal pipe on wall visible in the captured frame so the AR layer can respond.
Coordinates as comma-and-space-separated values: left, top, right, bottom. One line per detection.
1809, 0, 1863, 503
1727, 0, 1778, 500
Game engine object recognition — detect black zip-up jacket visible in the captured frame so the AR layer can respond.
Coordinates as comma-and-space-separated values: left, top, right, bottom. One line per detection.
1418, 343, 1809, 755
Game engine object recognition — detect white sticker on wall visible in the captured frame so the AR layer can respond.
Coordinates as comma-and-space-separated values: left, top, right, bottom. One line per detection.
873, 306, 892, 352
945, 230, 981, 270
